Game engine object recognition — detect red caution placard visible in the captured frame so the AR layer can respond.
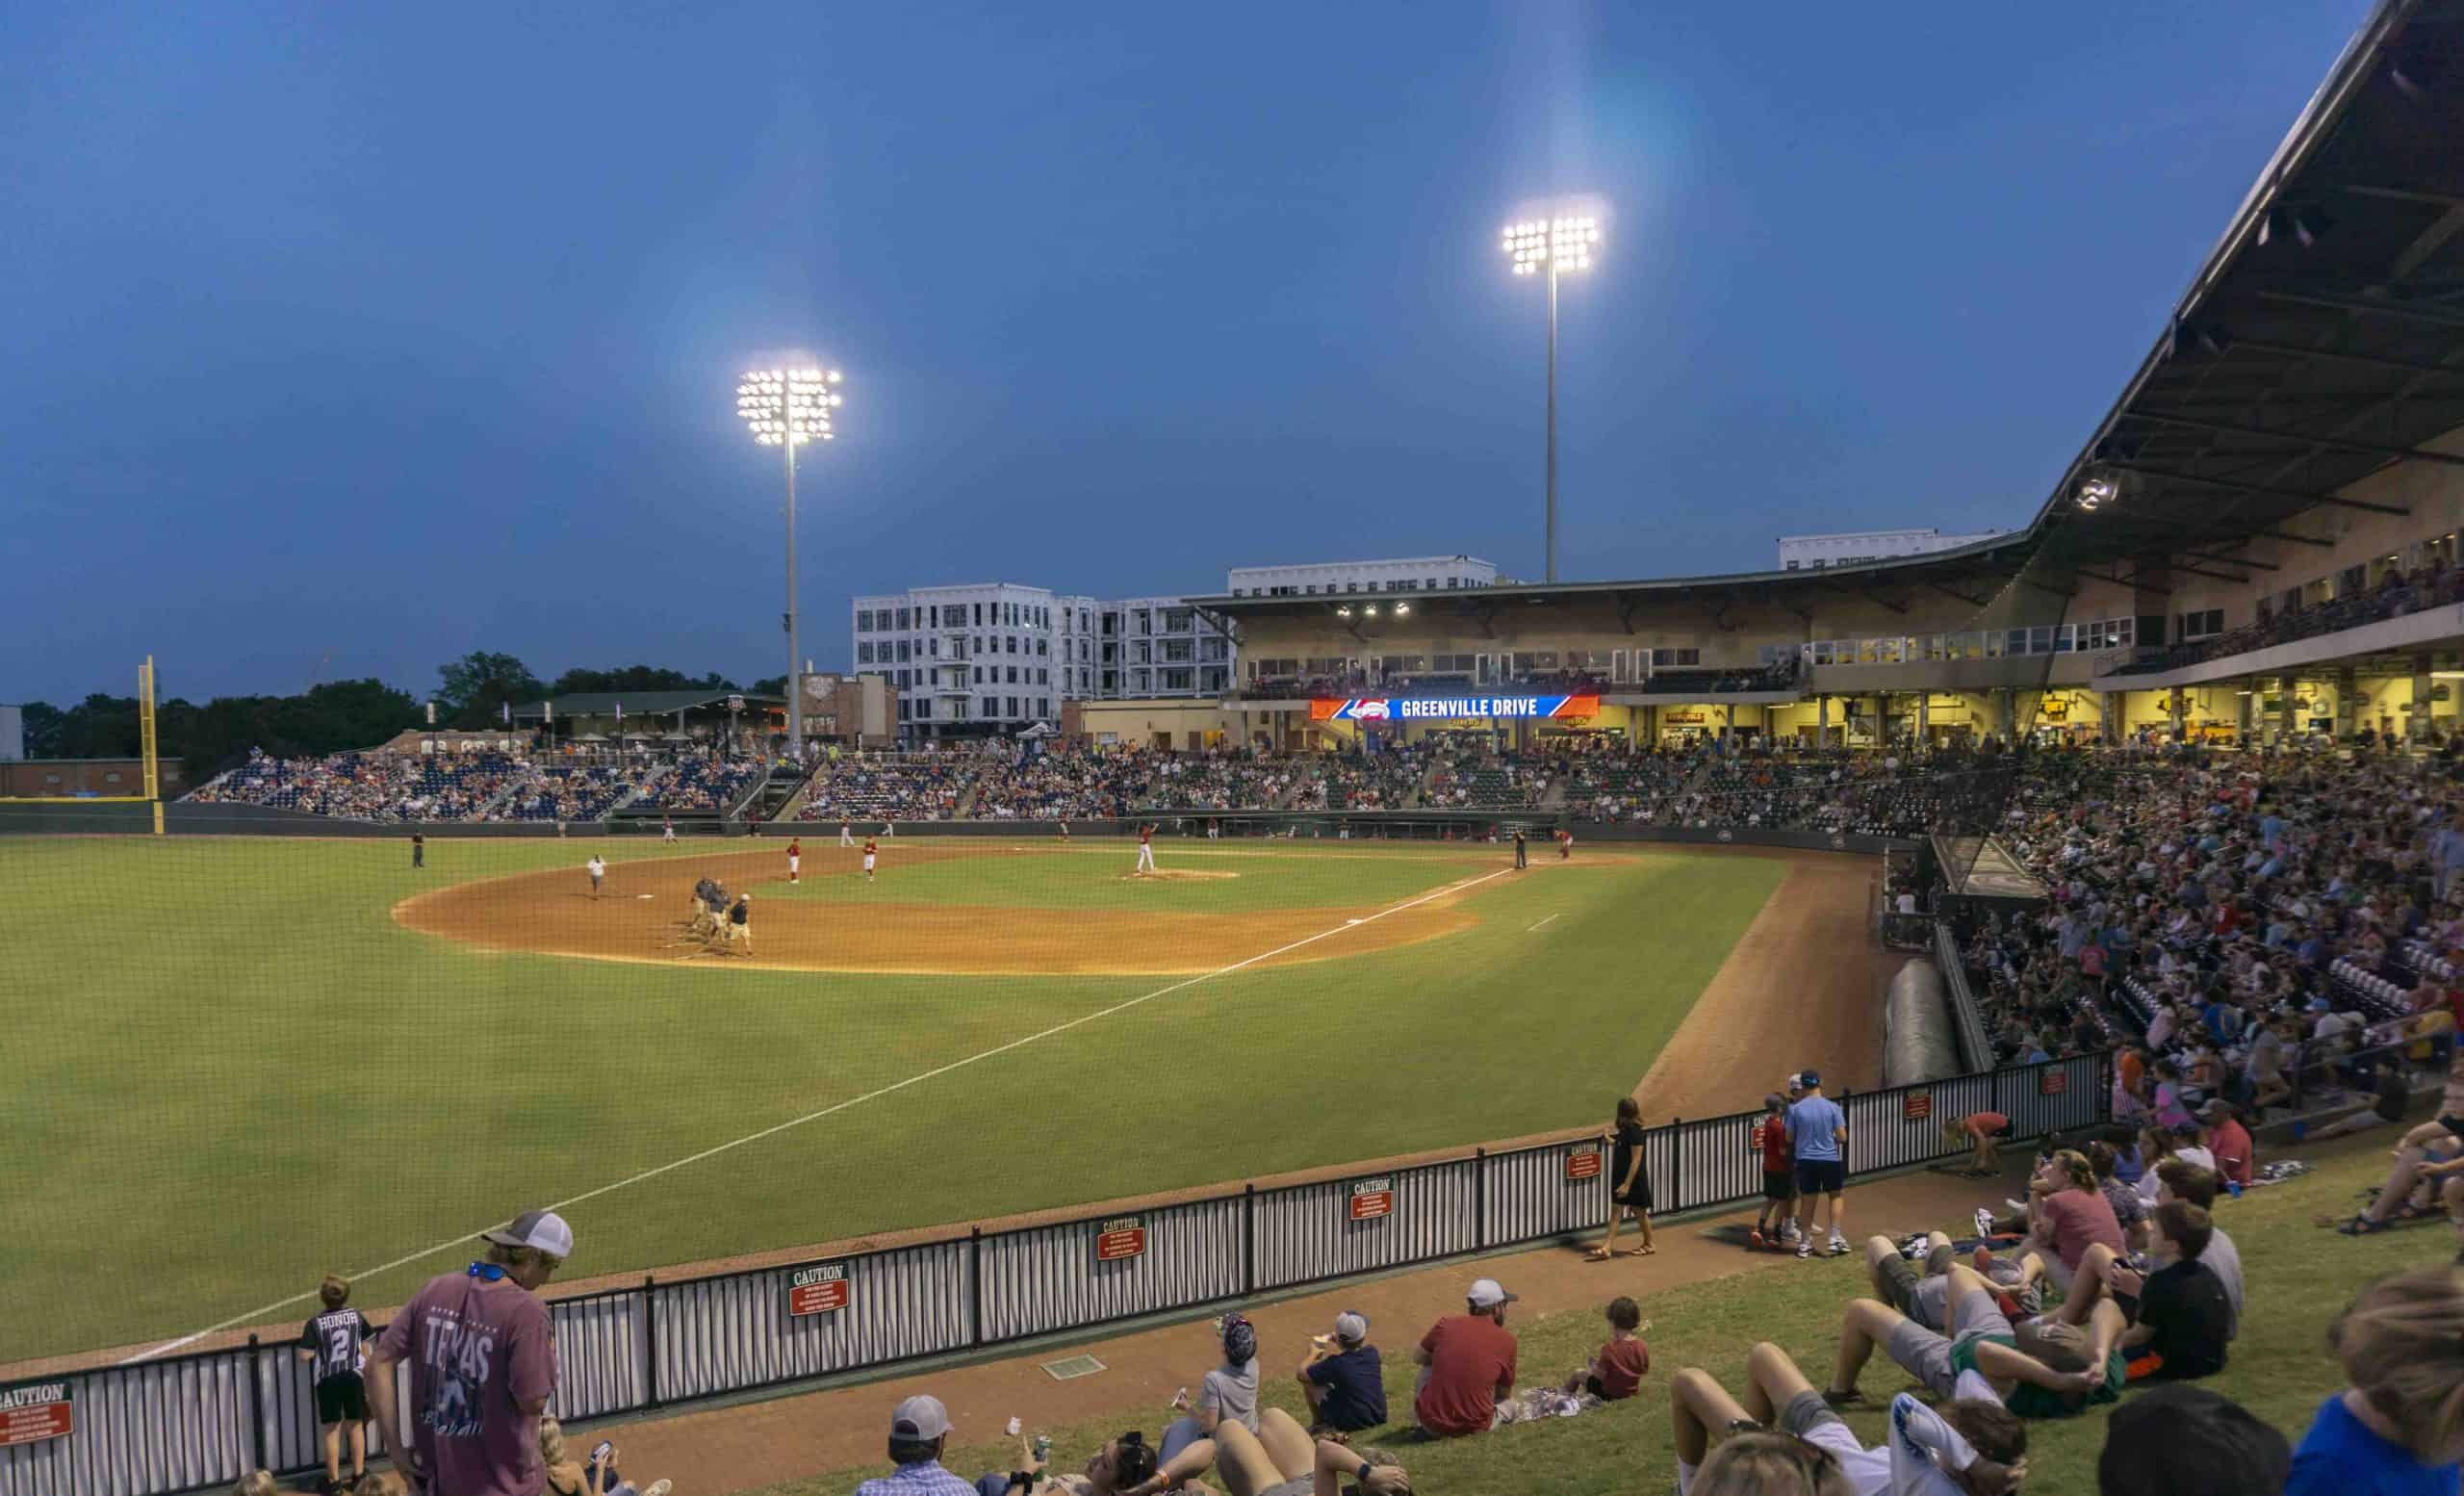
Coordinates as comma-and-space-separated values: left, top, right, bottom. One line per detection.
785, 1261, 850, 1317
1564, 1146, 1604, 1182
0, 1382, 72, 1449
2040, 1070, 2068, 1096
1903, 1092, 1933, 1122
1094, 1217, 1147, 1262
1348, 1177, 1395, 1222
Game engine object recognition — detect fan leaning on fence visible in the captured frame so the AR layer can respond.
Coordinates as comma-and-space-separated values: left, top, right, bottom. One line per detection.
364, 1211, 572, 1496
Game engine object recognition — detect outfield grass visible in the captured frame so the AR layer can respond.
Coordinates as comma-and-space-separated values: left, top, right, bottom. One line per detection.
0, 836, 1782, 1360
770, 1135, 2438, 1496
760, 847, 1477, 912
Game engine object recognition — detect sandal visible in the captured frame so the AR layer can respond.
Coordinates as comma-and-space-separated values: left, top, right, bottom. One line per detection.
1633, 1245, 1656, 1256
1585, 1248, 1614, 1262
2338, 1216, 2388, 1235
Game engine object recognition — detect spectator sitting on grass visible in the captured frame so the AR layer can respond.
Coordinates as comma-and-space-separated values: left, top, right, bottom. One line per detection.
1159, 1314, 1261, 1464
1671, 1340, 2025, 1496
1822, 1261, 2125, 1419
1296, 1311, 1385, 1434
541, 1421, 671, 1496
2151, 1162, 2244, 1340
2095, 1384, 2290, 1496
2286, 1264, 2464, 1496
2136, 1122, 2216, 1204
2196, 1100, 2254, 1190
2020, 1148, 2126, 1297
2343, 1045, 2464, 1234
1411, 1278, 1518, 1437
1556, 1296, 1651, 1403
854, 1396, 974, 1496
2062, 1203, 2232, 1383
2083, 1142, 2148, 1250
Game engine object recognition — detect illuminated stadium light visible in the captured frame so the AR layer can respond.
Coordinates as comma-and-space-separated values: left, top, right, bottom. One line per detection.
737, 364, 848, 752
1394, 602, 1411, 615
1500, 203, 1604, 585
2075, 476, 2118, 512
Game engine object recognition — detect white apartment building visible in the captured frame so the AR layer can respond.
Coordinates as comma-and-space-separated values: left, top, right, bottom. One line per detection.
1225, 555, 1498, 599
1777, 529, 2005, 571
852, 583, 1234, 739
851, 583, 1068, 739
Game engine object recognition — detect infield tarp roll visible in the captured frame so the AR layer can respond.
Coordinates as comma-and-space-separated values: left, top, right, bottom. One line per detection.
1882, 958, 1961, 1087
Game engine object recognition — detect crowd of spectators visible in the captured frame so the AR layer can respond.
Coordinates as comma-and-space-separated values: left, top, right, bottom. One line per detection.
630, 752, 764, 814
190, 746, 767, 823
798, 753, 975, 822
2114, 555, 2464, 677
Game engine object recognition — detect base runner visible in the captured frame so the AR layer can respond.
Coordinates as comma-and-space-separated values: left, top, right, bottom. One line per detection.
863, 836, 879, 882
786, 837, 802, 884
1136, 822, 1157, 873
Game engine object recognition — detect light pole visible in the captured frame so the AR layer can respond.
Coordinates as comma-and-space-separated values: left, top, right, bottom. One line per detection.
737, 365, 843, 757
1502, 213, 1600, 583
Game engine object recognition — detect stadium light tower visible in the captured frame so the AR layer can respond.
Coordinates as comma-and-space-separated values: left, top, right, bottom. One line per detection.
1502, 211, 1601, 583
736, 365, 843, 756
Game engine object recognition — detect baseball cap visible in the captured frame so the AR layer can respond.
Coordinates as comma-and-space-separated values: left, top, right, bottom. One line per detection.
1467, 1277, 1518, 1308
1332, 1310, 1370, 1343
2197, 1098, 2232, 1120
1783, 1073, 1803, 1092
889, 1394, 952, 1442
481, 1209, 574, 1259
1798, 1069, 1821, 1088
2096, 1384, 2290, 1496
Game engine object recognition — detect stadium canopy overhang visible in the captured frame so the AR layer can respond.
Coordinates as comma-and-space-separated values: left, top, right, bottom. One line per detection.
1203, 0, 2464, 629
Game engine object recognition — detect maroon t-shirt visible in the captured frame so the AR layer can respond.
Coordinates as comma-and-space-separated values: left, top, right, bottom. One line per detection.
377, 1271, 558, 1496
1415, 1314, 1517, 1436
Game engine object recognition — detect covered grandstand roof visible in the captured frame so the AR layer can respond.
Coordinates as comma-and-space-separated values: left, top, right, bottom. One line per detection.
511, 690, 781, 721
1201, 0, 2464, 619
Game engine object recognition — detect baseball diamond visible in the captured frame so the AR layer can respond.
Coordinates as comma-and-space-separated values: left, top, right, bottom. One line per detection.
0, 831, 1879, 1363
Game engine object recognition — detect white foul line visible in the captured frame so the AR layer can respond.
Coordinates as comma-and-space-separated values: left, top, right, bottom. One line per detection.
124, 865, 1512, 1363
1527, 913, 1561, 932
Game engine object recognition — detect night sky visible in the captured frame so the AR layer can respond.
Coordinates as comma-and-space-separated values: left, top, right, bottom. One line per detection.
4, 0, 2376, 703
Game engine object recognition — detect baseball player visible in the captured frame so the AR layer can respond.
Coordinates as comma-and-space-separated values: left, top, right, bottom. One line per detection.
1558, 827, 1574, 861
1207, 816, 1220, 841
587, 855, 606, 898
1513, 829, 1527, 870
687, 877, 717, 938
410, 833, 424, 869
1058, 819, 1070, 842
661, 816, 676, 844
295, 1275, 376, 1495
862, 835, 879, 882
727, 892, 752, 954
1136, 823, 1157, 874
882, 820, 894, 838
786, 837, 802, 884
839, 819, 855, 847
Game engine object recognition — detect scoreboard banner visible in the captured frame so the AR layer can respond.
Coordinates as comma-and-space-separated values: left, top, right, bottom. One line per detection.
1312, 695, 1599, 722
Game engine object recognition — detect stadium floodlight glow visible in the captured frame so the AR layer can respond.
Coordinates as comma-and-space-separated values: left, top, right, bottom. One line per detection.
737, 364, 847, 754
2076, 476, 2118, 512
1500, 204, 1604, 584
1394, 602, 1411, 616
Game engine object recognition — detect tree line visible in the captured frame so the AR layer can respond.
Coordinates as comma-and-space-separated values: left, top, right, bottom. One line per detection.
18, 653, 788, 774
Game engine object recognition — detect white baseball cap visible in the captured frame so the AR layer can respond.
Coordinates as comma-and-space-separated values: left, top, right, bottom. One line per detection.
1467, 1278, 1518, 1308
1333, 1311, 1371, 1342
890, 1394, 952, 1441
481, 1209, 574, 1259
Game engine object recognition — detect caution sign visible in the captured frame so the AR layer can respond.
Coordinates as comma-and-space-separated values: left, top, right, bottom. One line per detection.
1348, 1177, 1395, 1222
1903, 1092, 1933, 1122
785, 1260, 850, 1317
1564, 1145, 1604, 1182
1094, 1216, 1147, 1262
0, 1381, 72, 1449
2040, 1069, 2068, 1096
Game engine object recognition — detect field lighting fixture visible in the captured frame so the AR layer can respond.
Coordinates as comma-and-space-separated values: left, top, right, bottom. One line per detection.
1502, 209, 1603, 584
2076, 475, 2118, 512
1394, 603, 1411, 616
737, 366, 844, 754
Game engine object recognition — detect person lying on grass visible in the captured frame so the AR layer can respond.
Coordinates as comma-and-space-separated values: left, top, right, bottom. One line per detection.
1867, 1232, 2040, 1331
976, 1428, 1210, 1496
1822, 1262, 2126, 1419
1671, 1340, 2025, 1496
1161, 1408, 1413, 1496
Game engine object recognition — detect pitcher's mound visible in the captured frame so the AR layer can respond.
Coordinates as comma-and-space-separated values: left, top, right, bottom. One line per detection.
1124, 868, 1241, 882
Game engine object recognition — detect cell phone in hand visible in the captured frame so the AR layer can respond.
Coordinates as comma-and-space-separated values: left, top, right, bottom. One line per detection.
591, 1442, 613, 1465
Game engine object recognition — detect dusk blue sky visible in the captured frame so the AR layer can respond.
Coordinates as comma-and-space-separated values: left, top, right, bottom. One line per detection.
4, 0, 2376, 705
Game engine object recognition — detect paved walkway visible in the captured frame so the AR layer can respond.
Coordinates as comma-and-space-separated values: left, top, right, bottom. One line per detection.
584, 1161, 2016, 1494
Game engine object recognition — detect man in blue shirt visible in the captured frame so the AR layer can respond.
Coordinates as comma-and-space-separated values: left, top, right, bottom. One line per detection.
1297, 1311, 1387, 1433
1785, 1070, 1850, 1259
854, 1396, 976, 1496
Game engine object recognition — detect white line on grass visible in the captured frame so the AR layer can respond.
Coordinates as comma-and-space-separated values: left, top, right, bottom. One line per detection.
1526, 913, 1560, 932
125, 864, 1513, 1363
